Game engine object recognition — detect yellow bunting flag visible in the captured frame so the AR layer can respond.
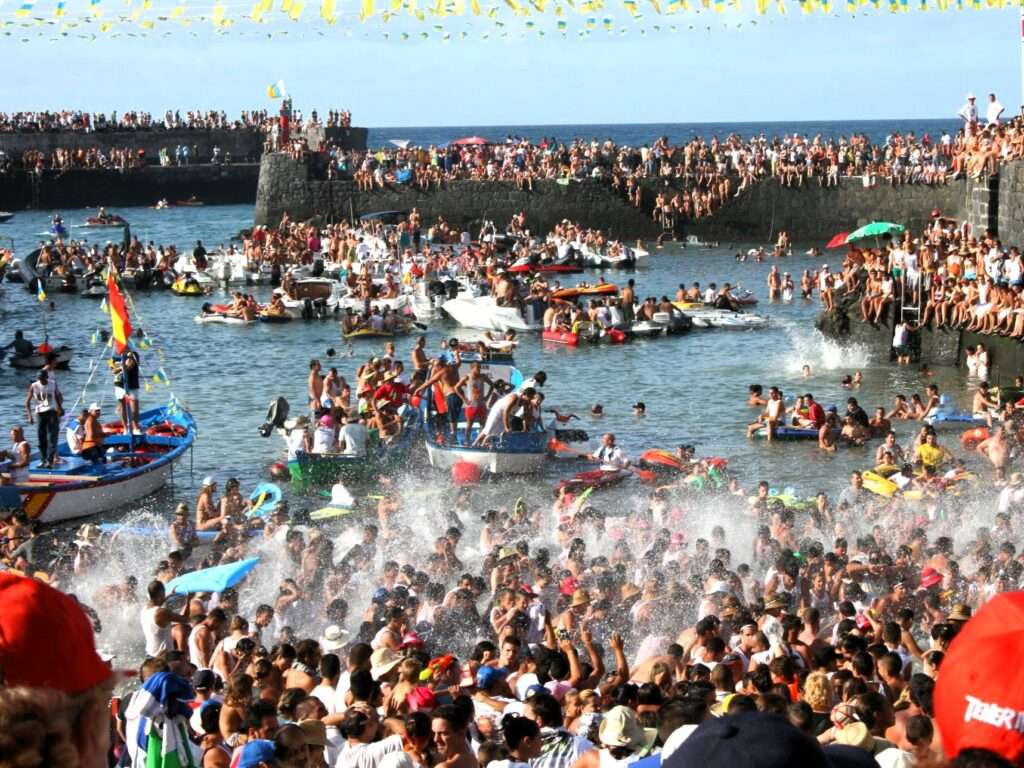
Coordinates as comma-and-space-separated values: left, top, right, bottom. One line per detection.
321, 0, 336, 20
288, 0, 303, 18
360, 0, 374, 19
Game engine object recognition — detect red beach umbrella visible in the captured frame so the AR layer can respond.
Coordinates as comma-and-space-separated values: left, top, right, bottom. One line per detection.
826, 232, 849, 249
450, 136, 490, 146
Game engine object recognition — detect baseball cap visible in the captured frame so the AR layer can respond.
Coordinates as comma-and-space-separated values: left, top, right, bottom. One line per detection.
0, 572, 112, 695
238, 739, 276, 768
192, 669, 216, 691
202, 476, 216, 487
935, 592, 1024, 762
919, 566, 943, 590
664, 712, 829, 768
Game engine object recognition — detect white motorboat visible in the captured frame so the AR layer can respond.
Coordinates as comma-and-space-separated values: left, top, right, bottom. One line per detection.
207, 249, 250, 285
275, 277, 344, 318
441, 295, 545, 332
681, 308, 769, 329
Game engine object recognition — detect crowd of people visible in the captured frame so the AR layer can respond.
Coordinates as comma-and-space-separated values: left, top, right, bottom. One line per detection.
0, 109, 280, 133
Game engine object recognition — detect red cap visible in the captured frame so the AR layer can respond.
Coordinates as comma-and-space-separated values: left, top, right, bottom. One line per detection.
935, 593, 1024, 762
919, 567, 943, 590
0, 572, 111, 694
400, 631, 425, 649
406, 686, 438, 712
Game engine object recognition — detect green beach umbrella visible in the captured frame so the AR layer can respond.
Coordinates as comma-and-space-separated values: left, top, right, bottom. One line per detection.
846, 221, 905, 241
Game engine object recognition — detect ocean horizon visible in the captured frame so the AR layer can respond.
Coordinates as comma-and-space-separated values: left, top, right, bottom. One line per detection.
365, 118, 963, 149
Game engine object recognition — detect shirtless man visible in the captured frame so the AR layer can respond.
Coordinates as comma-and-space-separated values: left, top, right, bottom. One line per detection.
432, 706, 479, 768
414, 349, 462, 439
746, 386, 784, 442
767, 265, 782, 301
456, 362, 493, 445
308, 359, 324, 413
196, 477, 221, 532
410, 336, 429, 376
621, 278, 636, 323
972, 381, 999, 426
190, 608, 227, 670
977, 425, 1011, 482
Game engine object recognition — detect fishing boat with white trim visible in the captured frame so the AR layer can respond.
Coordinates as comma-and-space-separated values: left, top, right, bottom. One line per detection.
0, 401, 196, 524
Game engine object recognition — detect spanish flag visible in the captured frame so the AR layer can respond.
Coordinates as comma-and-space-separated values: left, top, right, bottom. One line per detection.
107, 270, 132, 354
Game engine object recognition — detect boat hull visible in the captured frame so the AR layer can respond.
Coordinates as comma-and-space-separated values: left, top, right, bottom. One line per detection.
424, 441, 548, 474
5, 404, 195, 524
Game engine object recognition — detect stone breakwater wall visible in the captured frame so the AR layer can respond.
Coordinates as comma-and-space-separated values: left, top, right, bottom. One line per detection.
0, 126, 367, 164
683, 177, 967, 241
0, 163, 261, 210
254, 153, 666, 237
256, 154, 1003, 241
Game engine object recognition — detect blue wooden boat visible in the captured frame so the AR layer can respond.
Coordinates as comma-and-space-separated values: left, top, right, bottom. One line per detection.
0, 401, 196, 524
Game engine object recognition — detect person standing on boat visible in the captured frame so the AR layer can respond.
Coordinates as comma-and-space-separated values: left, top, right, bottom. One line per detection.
24, 369, 62, 468
113, 347, 141, 435
0, 426, 31, 485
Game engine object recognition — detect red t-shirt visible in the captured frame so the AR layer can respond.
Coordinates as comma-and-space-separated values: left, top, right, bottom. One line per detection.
806, 401, 826, 427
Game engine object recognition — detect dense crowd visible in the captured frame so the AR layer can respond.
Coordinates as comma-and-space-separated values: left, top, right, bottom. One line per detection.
305, 113, 1024, 230
0, 109, 276, 133
819, 210, 1024, 340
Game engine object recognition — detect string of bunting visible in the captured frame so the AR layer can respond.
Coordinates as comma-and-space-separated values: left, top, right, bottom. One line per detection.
1, 0, 1019, 41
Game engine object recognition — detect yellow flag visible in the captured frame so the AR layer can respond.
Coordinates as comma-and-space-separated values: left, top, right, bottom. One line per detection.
470, 0, 480, 13
360, 0, 373, 20
251, 1, 265, 19
288, 0, 303, 18
100, 20, 112, 28
211, 0, 224, 24
140, 18, 154, 27
321, 0, 336, 19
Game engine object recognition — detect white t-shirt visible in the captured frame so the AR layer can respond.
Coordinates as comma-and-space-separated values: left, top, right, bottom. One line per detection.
339, 423, 369, 457
313, 426, 336, 454
337, 734, 403, 768
28, 380, 58, 414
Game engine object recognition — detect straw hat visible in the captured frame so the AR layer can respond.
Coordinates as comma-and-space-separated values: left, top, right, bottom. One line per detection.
320, 624, 349, 652
571, 588, 592, 608
370, 647, 403, 680
598, 705, 657, 755
834, 722, 875, 752
947, 603, 973, 623
764, 593, 790, 612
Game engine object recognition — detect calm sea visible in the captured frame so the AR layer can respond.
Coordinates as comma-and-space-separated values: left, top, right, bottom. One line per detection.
366, 119, 962, 148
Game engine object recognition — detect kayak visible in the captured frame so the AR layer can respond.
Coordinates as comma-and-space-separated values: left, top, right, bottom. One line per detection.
248, 482, 282, 517
309, 506, 358, 521
638, 449, 687, 473
961, 426, 990, 450
98, 523, 220, 544
171, 277, 204, 296
752, 426, 820, 441
863, 470, 899, 498
552, 283, 619, 300
507, 263, 583, 275
554, 468, 632, 496
195, 314, 255, 325
542, 329, 579, 346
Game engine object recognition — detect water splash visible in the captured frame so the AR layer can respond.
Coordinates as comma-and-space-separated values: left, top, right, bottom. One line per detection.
777, 319, 872, 374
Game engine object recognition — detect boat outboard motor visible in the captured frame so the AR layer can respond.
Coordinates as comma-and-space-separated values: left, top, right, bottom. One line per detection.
258, 397, 290, 437
301, 298, 314, 321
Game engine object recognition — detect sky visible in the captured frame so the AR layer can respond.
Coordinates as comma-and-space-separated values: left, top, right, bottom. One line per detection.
0, 7, 1020, 126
